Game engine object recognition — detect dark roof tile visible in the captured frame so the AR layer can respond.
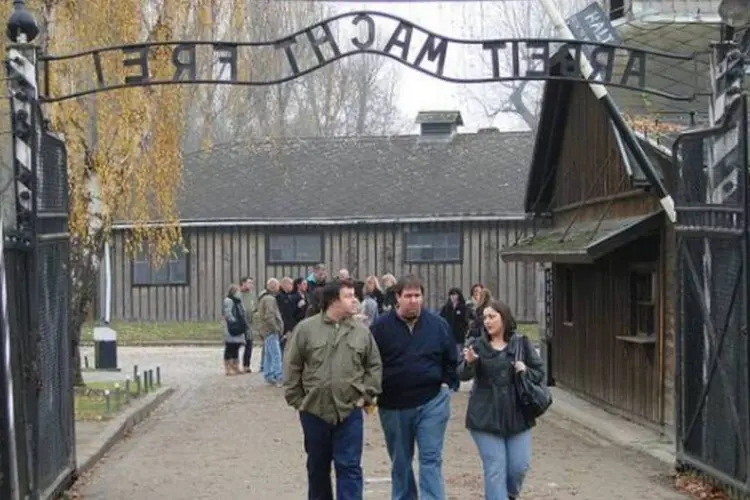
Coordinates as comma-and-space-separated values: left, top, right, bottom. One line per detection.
177, 130, 534, 222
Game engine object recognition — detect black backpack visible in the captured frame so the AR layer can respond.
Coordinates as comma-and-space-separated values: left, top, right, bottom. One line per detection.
226, 297, 248, 336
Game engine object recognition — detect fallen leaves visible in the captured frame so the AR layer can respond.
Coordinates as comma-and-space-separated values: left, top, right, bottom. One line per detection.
675, 473, 729, 499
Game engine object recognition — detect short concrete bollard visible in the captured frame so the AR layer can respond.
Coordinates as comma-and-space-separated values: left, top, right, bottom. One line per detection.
148, 369, 154, 390
135, 374, 141, 396
124, 378, 131, 403
156, 366, 161, 386
104, 390, 111, 415
133, 365, 138, 382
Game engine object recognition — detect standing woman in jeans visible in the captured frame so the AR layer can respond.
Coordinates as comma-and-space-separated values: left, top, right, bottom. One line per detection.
222, 284, 247, 376
458, 299, 544, 500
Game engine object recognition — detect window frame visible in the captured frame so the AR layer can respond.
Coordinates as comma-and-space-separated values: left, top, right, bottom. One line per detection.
403, 228, 462, 264
131, 243, 189, 287
629, 264, 657, 337
562, 266, 574, 325
266, 232, 324, 265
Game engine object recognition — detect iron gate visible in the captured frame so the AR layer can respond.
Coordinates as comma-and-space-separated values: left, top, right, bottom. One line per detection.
672, 95, 750, 496
35, 115, 75, 498
0, 102, 73, 499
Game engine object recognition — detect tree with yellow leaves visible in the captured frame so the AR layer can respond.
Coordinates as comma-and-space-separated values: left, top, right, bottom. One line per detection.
0, 0, 404, 386
35, 0, 193, 385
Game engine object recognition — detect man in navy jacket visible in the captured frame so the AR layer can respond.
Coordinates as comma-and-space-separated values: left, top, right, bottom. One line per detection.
370, 274, 459, 500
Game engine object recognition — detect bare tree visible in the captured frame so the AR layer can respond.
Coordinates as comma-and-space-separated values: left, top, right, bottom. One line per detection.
460, 0, 589, 129
179, 0, 404, 148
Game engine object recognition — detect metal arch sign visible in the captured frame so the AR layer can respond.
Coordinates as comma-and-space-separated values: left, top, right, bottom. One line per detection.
37, 10, 696, 103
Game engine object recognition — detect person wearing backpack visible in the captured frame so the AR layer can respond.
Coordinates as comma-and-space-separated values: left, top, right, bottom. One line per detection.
458, 299, 547, 500
222, 283, 248, 376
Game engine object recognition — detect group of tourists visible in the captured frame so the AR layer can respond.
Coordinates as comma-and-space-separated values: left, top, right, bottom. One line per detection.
222, 265, 549, 500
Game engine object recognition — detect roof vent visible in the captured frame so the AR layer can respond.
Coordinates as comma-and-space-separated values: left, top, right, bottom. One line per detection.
415, 110, 464, 141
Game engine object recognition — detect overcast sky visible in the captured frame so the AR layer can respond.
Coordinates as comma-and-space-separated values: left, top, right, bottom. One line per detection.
328, 1, 536, 132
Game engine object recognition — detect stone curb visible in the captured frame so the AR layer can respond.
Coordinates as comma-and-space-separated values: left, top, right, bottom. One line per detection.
544, 386, 675, 467
80, 340, 222, 347
75, 386, 175, 476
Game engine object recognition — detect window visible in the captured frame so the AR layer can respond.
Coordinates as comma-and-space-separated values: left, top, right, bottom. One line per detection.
268, 234, 322, 264
562, 267, 574, 324
132, 244, 188, 286
630, 269, 656, 336
404, 230, 461, 263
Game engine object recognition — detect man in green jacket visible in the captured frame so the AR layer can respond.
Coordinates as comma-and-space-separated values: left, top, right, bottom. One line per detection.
284, 278, 382, 500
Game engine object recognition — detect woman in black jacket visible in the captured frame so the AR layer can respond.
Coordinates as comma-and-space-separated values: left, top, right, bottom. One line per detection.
458, 299, 544, 500
439, 287, 469, 357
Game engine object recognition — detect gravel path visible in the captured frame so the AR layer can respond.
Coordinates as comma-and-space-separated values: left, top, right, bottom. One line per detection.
72, 347, 686, 499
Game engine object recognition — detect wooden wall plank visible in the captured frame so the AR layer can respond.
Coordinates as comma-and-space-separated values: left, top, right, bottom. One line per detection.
110, 220, 539, 322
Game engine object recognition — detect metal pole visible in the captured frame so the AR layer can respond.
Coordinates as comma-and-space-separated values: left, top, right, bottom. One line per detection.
740, 92, 750, 486
0, 220, 21, 500
538, 0, 677, 223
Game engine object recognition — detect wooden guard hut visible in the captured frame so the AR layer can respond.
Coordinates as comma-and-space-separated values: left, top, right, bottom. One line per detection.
500, 49, 685, 431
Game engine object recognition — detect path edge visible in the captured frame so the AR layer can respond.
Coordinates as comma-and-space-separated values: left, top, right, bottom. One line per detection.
544, 386, 676, 467
75, 386, 175, 476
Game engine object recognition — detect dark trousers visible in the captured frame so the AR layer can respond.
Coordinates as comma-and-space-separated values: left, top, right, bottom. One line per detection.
300, 409, 364, 500
223, 343, 241, 360
242, 335, 253, 368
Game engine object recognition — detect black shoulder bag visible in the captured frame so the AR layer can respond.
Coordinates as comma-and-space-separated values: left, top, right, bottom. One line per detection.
513, 334, 552, 419
226, 297, 247, 336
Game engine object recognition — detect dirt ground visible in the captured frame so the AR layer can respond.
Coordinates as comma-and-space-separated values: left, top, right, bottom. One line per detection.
73, 347, 686, 499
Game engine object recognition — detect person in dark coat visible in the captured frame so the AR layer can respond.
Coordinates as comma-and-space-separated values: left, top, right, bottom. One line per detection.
439, 287, 469, 357
458, 299, 544, 500
277, 277, 303, 355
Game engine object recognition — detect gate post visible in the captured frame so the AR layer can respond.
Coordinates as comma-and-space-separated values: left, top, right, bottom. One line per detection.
5, 1, 41, 498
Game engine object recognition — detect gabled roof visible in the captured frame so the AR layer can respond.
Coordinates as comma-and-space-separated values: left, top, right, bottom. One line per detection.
523, 51, 673, 214
174, 130, 534, 224
524, 20, 717, 214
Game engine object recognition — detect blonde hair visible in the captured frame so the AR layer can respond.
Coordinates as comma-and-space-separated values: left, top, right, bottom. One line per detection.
364, 275, 381, 294
381, 273, 397, 288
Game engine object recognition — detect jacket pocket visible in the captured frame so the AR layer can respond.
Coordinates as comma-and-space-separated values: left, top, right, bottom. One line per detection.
346, 336, 368, 370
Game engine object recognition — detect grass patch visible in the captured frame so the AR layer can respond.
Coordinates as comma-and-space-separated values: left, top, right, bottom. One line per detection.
81, 321, 223, 344
74, 380, 142, 421
517, 323, 541, 345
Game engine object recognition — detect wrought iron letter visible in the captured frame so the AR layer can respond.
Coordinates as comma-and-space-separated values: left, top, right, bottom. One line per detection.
589, 45, 615, 83
559, 43, 582, 77
213, 44, 237, 81
413, 35, 448, 76
350, 13, 375, 50
305, 23, 340, 65
383, 21, 413, 62
172, 43, 197, 81
620, 49, 646, 90
482, 41, 506, 79
91, 50, 105, 88
525, 41, 550, 77
275, 36, 300, 76
122, 46, 149, 84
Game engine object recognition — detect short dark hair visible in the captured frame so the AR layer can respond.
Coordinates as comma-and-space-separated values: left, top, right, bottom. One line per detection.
321, 278, 355, 311
485, 299, 517, 342
393, 274, 424, 296
239, 276, 253, 283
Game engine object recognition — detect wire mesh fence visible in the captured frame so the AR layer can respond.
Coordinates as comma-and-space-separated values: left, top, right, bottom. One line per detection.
34, 125, 75, 497
673, 114, 750, 495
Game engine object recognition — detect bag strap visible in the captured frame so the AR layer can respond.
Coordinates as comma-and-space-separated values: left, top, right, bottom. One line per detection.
513, 333, 525, 363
